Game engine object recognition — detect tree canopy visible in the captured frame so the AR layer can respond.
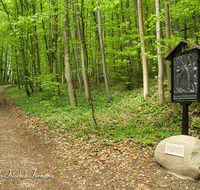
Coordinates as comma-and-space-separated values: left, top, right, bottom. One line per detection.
0, 0, 199, 108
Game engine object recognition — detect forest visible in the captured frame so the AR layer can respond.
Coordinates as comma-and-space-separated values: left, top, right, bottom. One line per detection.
0, 0, 199, 106
0, 0, 200, 139
1, 1, 200, 188
0, 0, 200, 127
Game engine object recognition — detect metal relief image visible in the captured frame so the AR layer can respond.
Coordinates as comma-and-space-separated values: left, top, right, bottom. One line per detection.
173, 51, 198, 100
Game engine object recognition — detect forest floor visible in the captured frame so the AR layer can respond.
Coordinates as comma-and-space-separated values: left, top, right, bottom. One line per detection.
0, 85, 200, 190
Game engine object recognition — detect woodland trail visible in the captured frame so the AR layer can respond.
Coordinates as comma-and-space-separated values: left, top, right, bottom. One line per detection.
0, 85, 70, 189
0, 85, 200, 190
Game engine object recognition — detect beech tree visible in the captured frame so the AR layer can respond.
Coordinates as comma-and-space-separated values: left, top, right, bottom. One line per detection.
63, 0, 77, 107
137, 0, 149, 100
97, 4, 112, 101
156, 0, 165, 105
51, 0, 59, 95
19, 0, 31, 96
75, 3, 90, 102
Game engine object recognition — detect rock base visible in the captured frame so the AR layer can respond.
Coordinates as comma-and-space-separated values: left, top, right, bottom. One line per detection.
155, 135, 200, 180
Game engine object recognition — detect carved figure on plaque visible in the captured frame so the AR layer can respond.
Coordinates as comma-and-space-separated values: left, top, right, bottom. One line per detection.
190, 61, 198, 91
174, 53, 197, 93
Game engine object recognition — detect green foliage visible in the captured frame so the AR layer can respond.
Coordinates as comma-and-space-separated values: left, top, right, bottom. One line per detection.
0, 82, 11, 85
56, 169, 64, 173
1, 0, 200, 148
1, 0, 200, 96
35, 74, 61, 91
5, 78, 188, 148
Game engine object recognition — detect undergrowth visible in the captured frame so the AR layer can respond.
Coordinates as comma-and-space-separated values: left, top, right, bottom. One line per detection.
0, 81, 11, 85
4, 79, 200, 147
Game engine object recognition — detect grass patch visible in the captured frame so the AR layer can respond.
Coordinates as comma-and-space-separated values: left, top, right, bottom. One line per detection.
4, 79, 200, 147
0, 81, 11, 85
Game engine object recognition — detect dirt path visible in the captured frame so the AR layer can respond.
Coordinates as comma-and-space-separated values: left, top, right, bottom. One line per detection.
0, 85, 71, 189
0, 85, 200, 190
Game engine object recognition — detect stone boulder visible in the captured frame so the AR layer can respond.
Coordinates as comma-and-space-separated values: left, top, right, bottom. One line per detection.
155, 135, 200, 179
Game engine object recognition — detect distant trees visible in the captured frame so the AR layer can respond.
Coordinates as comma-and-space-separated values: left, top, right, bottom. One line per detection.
0, 0, 199, 112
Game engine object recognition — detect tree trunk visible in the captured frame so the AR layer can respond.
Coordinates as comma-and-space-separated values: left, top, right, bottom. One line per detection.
72, 2, 82, 92
97, 4, 112, 101
165, 0, 179, 116
61, 50, 65, 84
72, 1, 82, 92
80, 0, 89, 71
137, 0, 149, 100
15, 47, 20, 89
40, 1, 52, 73
92, 3, 100, 83
52, 0, 59, 95
94, 41, 100, 83
32, 1, 42, 91
74, 43, 82, 92
75, 4, 90, 102
20, 0, 31, 96
64, 0, 77, 107
126, 0, 137, 78
3, 48, 7, 82
191, 13, 198, 44
172, 0, 179, 35
156, 0, 165, 105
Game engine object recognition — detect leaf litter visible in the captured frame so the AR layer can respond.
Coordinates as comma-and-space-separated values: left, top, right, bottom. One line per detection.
1, 86, 200, 189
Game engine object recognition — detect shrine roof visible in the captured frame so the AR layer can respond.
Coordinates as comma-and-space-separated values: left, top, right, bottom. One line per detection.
165, 40, 200, 60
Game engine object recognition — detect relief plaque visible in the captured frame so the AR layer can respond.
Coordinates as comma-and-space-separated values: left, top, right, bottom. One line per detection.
171, 49, 200, 102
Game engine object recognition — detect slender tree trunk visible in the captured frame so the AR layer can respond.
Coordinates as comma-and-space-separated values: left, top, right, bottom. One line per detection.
27, 70, 34, 92
40, 1, 52, 73
137, 0, 149, 100
64, 0, 77, 107
52, 0, 59, 95
75, 4, 90, 102
74, 1, 97, 124
74, 43, 82, 92
80, 0, 89, 71
61, 52, 65, 84
191, 13, 198, 44
165, 0, 178, 116
3, 48, 7, 82
126, 0, 137, 78
94, 41, 100, 83
92, 3, 100, 84
156, 0, 165, 105
172, 0, 179, 35
15, 48, 20, 89
94, 33, 100, 84
72, 2, 82, 92
134, 0, 142, 73
29, 29, 37, 86
71, 44, 77, 82
32, 1, 42, 91
20, 0, 30, 96
97, 4, 112, 101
